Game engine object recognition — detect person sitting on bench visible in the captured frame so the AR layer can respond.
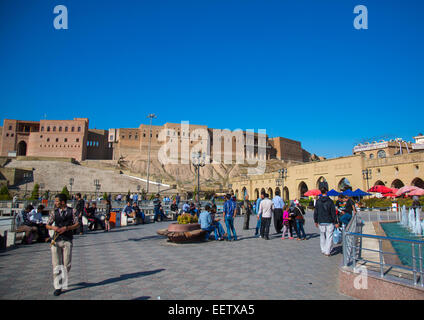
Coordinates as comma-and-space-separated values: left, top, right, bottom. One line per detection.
198, 205, 219, 241
15, 205, 37, 244
122, 201, 135, 218
29, 205, 50, 242
132, 202, 145, 224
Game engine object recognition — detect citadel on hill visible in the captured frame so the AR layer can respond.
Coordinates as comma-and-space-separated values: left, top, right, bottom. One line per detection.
0, 117, 323, 164
0, 117, 423, 199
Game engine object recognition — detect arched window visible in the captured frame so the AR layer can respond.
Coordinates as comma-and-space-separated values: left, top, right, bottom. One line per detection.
369, 154, 374, 159
377, 150, 386, 158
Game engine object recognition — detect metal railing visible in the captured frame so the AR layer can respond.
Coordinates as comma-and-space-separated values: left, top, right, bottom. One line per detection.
342, 213, 424, 287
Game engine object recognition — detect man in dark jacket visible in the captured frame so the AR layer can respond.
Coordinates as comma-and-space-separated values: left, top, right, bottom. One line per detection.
242, 196, 252, 230
314, 185, 339, 256
74, 193, 85, 235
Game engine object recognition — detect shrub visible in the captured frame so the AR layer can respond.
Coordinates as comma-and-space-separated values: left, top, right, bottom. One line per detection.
0, 185, 11, 200
177, 213, 198, 224
61, 186, 70, 200
29, 183, 40, 200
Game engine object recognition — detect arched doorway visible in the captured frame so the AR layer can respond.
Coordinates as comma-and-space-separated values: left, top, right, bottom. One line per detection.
283, 187, 289, 202
338, 178, 352, 191
17, 141, 27, 156
316, 176, 327, 189
275, 187, 281, 197
374, 180, 385, 186
235, 189, 239, 199
298, 182, 308, 198
267, 188, 273, 199
254, 188, 259, 200
260, 188, 266, 196
241, 187, 248, 199
391, 179, 405, 189
412, 178, 424, 189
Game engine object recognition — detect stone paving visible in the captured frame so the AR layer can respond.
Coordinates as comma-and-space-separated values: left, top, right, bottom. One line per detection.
0, 211, 352, 300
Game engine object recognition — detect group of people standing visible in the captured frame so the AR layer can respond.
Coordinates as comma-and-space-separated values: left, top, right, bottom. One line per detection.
254, 190, 306, 240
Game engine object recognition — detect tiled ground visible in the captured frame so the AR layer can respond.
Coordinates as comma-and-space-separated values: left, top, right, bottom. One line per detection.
0, 211, 352, 300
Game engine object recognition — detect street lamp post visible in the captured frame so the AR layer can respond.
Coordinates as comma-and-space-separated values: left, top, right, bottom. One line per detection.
362, 169, 372, 192
146, 113, 157, 195
94, 179, 100, 201
23, 172, 31, 199
39, 183, 45, 200
69, 178, 74, 199
276, 168, 288, 202
191, 151, 206, 206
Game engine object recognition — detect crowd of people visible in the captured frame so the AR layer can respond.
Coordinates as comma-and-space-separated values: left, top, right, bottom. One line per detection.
10, 187, 365, 296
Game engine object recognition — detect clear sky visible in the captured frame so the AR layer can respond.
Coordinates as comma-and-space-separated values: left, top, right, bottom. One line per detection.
0, 0, 423, 158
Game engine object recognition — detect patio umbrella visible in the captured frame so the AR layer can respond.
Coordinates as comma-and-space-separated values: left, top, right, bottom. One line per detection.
327, 189, 340, 196
342, 189, 355, 197
352, 189, 372, 197
367, 185, 393, 194
304, 189, 321, 196
391, 188, 399, 194
396, 186, 420, 196
382, 193, 397, 198
408, 188, 424, 196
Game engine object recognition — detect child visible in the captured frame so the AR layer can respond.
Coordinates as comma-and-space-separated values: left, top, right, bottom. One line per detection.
281, 205, 293, 240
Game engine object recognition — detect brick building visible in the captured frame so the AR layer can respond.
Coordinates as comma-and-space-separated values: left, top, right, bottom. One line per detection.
0, 118, 310, 164
0, 118, 112, 162
108, 122, 305, 163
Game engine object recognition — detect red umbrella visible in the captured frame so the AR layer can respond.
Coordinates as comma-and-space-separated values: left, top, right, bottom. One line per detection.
367, 185, 393, 194
383, 193, 397, 198
391, 188, 399, 194
304, 189, 321, 196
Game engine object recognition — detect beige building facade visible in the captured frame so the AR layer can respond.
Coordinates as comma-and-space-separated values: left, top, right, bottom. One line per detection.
230, 152, 424, 201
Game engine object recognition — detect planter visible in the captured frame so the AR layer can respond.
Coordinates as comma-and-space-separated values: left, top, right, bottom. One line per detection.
157, 223, 206, 243
168, 223, 200, 233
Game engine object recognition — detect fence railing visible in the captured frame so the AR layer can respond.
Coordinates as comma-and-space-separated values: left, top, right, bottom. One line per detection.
342, 213, 424, 287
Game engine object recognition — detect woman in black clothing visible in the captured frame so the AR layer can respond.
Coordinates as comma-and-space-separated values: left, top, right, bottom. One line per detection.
105, 199, 111, 232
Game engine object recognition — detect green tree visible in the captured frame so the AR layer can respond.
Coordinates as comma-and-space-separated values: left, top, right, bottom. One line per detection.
0, 185, 12, 200
30, 183, 40, 200
103, 192, 108, 200
61, 186, 70, 200
43, 190, 50, 200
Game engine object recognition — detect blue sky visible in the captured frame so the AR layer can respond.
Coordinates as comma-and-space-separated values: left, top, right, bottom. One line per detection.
0, 0, 423, 158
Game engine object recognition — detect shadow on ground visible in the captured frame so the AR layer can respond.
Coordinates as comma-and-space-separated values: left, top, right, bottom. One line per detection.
133, 296, 151, 300
66, 269, 165, 293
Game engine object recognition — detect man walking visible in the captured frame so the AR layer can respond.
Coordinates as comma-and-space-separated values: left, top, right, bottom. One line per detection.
223, 194, 237, 241
242, 195, 252, 230
74, 193, 85, 235
46, 193, 79, 296
314, 185, 338, 256
272, 190, 284, 233
259, 192, 274, 240
254, 196, 262, 237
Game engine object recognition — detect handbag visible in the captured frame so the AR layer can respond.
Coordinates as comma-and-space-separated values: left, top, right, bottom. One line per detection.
333, 227, 342, 244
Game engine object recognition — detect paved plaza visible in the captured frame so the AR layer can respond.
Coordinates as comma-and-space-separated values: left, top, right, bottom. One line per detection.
0, 212, 352, 300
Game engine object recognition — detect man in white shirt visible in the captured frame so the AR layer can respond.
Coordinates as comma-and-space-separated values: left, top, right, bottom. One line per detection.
29, 205, 49, 242
259, 192, 274, 240
272, 190, 284, 233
